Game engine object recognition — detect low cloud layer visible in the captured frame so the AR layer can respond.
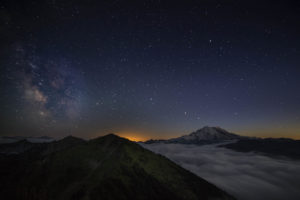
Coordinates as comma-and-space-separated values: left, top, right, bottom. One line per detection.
141, 143, 300, 200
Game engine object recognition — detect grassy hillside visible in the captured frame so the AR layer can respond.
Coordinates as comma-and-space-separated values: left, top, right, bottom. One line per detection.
0, 134, 235, 200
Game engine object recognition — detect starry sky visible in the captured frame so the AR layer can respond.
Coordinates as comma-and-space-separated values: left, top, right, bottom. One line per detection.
1, 0, 300, 140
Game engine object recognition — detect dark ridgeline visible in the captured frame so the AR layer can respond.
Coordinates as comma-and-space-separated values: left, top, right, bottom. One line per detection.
221, 138, 300, 160
0, 134, 235, 200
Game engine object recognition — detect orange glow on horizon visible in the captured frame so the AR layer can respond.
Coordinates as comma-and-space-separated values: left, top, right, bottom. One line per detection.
116, 132, 149, 142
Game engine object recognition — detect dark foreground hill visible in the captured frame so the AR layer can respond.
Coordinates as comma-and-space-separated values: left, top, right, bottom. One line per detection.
0, 134, 234, 200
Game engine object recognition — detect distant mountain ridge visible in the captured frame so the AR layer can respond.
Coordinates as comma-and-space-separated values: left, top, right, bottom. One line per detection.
145, 126, 246, 145
0, 136, 55, 144
220, 138, 300, 160
0, 135, 85, 155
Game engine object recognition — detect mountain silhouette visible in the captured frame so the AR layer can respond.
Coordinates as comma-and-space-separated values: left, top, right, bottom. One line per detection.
221, 138, 300, 160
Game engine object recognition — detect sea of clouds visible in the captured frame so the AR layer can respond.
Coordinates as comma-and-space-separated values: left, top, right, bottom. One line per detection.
141, 142, 300, 200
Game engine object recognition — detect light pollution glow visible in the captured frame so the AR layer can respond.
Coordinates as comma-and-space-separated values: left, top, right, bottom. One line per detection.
116, 132, 150, 142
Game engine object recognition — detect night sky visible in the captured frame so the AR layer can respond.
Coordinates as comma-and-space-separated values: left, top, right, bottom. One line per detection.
1, 0, 300, 140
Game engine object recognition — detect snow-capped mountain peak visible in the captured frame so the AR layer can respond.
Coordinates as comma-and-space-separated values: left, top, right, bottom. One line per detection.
144, 126, 245, 144
185, 126, 241, 140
